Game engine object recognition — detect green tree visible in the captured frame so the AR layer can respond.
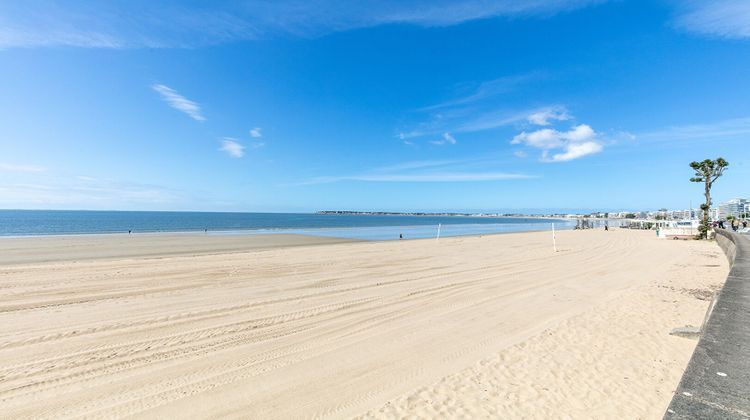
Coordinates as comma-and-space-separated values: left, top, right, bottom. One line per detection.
690, 158, 729, 239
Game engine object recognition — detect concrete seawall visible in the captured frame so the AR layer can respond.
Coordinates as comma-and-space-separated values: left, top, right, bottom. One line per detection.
665, 230, 750, 419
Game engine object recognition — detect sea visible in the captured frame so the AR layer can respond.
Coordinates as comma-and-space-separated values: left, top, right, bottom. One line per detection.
0, 210, 575, 241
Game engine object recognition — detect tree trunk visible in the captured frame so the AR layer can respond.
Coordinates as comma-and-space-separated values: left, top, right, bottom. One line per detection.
704, 179, 711, 239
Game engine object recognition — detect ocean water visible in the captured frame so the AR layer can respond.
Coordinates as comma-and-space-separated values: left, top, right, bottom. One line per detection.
0, 210, 574, 240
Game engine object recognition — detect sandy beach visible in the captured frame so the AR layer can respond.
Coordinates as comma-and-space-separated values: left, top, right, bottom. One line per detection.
0, 229, 727, 419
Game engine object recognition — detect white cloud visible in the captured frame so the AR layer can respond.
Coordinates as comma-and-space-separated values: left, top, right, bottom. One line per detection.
562, 124, 596, 141
0, 1, 608, 49
152, 84, 205, 121
0, 162, 47, 172
673, 1, 750, 39
527, 106, 571, 126
512, 124, 603, 162
512, 128, 563, 149
219, 138, 245, 158
514, 150, 528, 158
545, 141, 603, 162
250, 127, 262, 138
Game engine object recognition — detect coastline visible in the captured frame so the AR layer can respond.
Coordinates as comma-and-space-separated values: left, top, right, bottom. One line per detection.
0, 209, 575, 238
0, 221, 577, 261
0, 229, 727, 418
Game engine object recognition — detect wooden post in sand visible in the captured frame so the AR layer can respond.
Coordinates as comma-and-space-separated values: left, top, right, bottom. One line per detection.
552, 223, 558, 253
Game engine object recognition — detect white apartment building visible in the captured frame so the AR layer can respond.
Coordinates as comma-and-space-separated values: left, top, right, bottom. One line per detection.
717, 198, 748, 220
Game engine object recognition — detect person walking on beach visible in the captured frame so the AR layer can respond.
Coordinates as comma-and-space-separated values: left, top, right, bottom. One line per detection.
399, 233, 403, 240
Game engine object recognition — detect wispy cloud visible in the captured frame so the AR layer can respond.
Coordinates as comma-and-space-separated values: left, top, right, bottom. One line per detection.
0, 2, 256, 49
430, 132, 458, 145
219, 138, 245, 158
511, 124, 603, 162
401, 105, 569, 140
301, 158, 535, 184
673, 0, 750, 39
452, 109, 533, 133
526, 105, 571, 126
420, 72, 546, 112
637, 116, 750, 142
0, 162, 47, 172
401, 70, 562, 141
305, 172, 535, 184
152, 84, 205, 121
250, 127, 262, 138
0, 1, 607, 49
374, 160, 458, 172
0, 176, 182, 208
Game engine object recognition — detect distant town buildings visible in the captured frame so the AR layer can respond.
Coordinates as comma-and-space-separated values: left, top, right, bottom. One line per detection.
605, 198, 748, 222
320, 201, 749, 221
576, 202, 744, 221
717, 198, 749, 220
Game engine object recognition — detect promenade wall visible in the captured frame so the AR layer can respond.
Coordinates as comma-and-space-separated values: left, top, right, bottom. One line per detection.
665, 230, 750, 419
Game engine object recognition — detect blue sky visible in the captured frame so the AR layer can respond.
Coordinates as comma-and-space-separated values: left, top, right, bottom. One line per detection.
1, 0, 749, 213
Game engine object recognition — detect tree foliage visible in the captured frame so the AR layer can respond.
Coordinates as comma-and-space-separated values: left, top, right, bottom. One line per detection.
690, 158, 728, 239
689, 158, 728, 186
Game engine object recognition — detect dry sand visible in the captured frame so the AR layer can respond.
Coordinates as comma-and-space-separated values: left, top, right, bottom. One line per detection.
0, 229, 727, 419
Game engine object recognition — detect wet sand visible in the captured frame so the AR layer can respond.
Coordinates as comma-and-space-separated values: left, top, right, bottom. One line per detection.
0, 233, 354, 265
